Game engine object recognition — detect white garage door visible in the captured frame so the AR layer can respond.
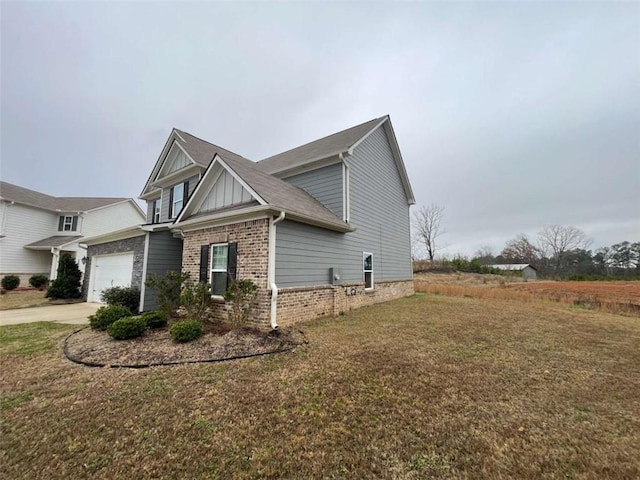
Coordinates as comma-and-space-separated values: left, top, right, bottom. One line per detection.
89, 253, 134, 303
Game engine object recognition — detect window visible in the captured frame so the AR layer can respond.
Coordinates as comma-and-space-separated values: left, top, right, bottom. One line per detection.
58, 215, 78, 232
363, 252, 374, 290
153, 200, 161, 223
210, 244, 229, 296
170, 183, 184, 218
204, 242, 238, 296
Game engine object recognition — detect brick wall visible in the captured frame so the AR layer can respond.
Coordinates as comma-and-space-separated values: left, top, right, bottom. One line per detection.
275, 279, 414, 327
182, 219, 270, 326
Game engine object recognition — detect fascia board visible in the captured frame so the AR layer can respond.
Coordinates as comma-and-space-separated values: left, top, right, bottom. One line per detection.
346, 116, 389, 155
140, 129, 180, 197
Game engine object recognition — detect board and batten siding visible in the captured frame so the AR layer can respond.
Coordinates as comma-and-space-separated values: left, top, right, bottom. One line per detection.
142, 230, 183, 311
0, 203, 57, 274
275, 126, 412, 287
159, 174, 199, 223
199, 169, 253, 213
285, 162, 343, 218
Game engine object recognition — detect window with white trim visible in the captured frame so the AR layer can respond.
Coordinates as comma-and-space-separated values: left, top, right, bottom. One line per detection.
171, 183, 184, 218
363, 252, 374, 290
210, 243, 230, 297
58, 215, 78, 232
153, 200, 161, 223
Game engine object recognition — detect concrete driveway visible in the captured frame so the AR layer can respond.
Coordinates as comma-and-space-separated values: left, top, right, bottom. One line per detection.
0, 302, 101, 326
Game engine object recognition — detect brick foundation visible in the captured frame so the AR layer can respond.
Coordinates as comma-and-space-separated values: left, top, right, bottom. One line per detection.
275, 279, 415, 327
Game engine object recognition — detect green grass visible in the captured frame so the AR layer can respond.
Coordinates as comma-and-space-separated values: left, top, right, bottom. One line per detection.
1, 295, 639, 479
0, 322, 75, 356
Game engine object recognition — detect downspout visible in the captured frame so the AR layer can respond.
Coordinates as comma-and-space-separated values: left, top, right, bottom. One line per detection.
269, 211, 285, 329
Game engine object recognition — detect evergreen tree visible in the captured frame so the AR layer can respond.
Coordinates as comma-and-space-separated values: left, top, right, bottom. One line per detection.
46, 253, 82, 299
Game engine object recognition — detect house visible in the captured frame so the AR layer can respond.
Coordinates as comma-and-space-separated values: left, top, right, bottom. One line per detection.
0, 181, 146, 285
81, 116, 415, 328
489, 264, 537, 279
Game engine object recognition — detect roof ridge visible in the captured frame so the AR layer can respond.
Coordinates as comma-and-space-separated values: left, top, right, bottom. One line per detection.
258, 115, 386, 163
174, 128, 251, 162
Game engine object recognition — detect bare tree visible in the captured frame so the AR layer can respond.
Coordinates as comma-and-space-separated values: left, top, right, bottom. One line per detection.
501, 234, 541, 266
413, 204, 445, 261
538, 225, 591, 274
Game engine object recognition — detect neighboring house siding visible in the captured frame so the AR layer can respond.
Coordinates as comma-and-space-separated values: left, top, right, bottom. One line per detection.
81, 202, 145, 238
275, 126, 412, 287
285, 163, 343, 217
0, 203, 57, 274
82, 235, 146, 300
142, 231, 183, 311
160, 174, 199, 223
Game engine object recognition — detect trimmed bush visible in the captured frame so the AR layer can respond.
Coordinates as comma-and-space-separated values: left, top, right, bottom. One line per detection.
107, 316, 148, 340
1, 275, 20, 291
29, 274, 49, 289
89, 304, 132, 330
170, 319, 203, 343
141, 310, 168, 329
100, 286, 140, 313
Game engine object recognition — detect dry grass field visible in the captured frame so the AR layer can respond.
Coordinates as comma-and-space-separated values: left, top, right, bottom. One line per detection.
0, 290, 48, 310
2, 294, 639, 479
415, 274, 640, 316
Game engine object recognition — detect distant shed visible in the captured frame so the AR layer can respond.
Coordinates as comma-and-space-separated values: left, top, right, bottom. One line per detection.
489, 264, 537, 279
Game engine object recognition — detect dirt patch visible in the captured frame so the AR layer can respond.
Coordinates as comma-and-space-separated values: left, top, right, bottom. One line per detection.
64, 325, 306, 367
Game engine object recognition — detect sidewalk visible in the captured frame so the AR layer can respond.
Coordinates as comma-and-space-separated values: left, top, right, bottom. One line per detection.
0, 303, 100, 326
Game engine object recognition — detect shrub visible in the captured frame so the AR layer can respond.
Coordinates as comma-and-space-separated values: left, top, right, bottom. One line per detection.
145, 271, 190, 317
181, 281, 214, 319
107, 316, 148, 340
101, 285, 140, 313
29, 274, 49, 289
1, 275, 20, 291
46, 253, 82, 299
224, 279, 258, 329
141, 310, 168, 329
89, 304, 132, 330
170, 319, 203, 343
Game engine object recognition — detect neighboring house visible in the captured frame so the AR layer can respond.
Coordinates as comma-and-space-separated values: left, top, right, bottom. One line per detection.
489, 264, 538, 279
0, 181, 146, 285
82, 116, 415, 327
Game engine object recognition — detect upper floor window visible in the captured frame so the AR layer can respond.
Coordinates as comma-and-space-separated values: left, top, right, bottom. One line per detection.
363, 252, 374, 290
153, 200, 161, 223
170, 182, 188, 219
58, 215, 78, 232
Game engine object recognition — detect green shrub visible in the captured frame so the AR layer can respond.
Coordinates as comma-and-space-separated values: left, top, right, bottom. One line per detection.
29, 274, 48, 289
169, 319, 203, 343
89, 304, 132, 330
46, 253, 82, 299
107, 316, 148, 340
181, 281, 214, 319
1, 275, 20, 291
100, 286, 140, 313
141, 310, 168, 329
145, 271, 190, 317
224, 279, 258, 329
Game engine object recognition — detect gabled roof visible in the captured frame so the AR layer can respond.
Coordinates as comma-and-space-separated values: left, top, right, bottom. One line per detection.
256, 117, 386, 174
0, 181, 131, 213
177, 152, 352, 232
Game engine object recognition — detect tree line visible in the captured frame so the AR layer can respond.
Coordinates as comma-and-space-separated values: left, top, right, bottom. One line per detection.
413, 204, 639, 279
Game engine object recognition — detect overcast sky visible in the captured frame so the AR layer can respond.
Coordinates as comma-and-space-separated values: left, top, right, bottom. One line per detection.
1, 2, 638, 257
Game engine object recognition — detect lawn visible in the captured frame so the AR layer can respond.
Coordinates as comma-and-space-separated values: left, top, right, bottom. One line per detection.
0, 289, 49, 310
1, 295, 639, 479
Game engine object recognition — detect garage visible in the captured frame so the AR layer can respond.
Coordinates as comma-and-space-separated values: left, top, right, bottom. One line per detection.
87, 252, 134, 303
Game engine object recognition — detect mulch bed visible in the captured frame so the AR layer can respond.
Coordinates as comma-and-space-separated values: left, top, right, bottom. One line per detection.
64, 324, 307, 368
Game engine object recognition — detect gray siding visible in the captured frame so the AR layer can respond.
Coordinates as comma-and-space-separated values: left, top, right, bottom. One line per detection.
142, 230, 183, 311
275, 126, 412, 287
285, 163, 343, 217
159, 174, 199, 223
145, 198, 157, 224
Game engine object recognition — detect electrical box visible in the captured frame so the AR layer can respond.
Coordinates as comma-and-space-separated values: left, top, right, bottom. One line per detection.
329, 267, 342, 285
